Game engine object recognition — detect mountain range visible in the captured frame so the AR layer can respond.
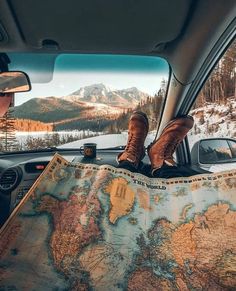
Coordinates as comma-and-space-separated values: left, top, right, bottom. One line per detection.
64, 83, 149, 107
13, 84, 148, 124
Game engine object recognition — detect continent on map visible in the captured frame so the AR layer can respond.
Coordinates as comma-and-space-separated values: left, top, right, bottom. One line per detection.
105, 177, 135, 224
128, 268, 175, 291
137, 188, 152, 210
129, 203, 236, 290
36, 190, 102, 289
180, 203, 194, 220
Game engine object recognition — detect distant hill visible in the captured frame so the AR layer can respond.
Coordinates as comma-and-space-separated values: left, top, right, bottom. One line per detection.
65, 83, 149, 107
12, 95, 123, 124
12, 97, 89, 123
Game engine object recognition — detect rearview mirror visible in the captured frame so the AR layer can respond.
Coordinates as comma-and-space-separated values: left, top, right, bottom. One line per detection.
0, 71, 31, 93
191, 138, 236, 166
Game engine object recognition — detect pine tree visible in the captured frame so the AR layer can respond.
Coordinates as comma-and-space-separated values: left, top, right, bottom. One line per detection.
194, 39, 236, 107
0, 109, 19, 151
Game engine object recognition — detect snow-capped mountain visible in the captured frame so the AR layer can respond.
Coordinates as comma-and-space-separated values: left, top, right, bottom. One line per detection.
71, 83, 113, 99
64, 83, 149, 107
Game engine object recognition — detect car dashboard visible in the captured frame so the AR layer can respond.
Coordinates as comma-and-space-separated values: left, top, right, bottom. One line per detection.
0, 149, 135, 226
0, 148, 207, 227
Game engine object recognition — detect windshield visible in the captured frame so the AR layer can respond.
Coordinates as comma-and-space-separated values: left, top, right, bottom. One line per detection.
1, 53, 169, 152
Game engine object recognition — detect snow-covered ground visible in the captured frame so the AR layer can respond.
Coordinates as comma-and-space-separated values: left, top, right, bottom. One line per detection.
16, 130, 100, 147
189, 99, 236, 150
15, 130, 157, 150
58, 131, 157, 149
78, 101, 123, 115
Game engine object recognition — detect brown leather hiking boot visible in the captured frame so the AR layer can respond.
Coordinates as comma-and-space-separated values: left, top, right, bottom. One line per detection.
117, 111, 149, 168
148, 115, 194, 174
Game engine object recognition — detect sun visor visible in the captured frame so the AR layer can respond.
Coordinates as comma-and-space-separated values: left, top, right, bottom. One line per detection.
7, 0, 192, 53
7, 53, 57, 83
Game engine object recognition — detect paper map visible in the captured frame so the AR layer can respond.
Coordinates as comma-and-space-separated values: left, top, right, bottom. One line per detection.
1, 153, 236, 290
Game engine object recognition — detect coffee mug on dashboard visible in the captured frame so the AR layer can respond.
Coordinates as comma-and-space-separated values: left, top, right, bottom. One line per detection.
80, 143, 97, 159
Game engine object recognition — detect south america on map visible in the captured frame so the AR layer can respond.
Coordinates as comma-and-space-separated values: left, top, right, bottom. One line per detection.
1, 153, 236, 290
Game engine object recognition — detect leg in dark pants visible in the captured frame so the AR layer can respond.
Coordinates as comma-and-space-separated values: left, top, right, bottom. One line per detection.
117, 161, 137, 172
152, 164, 198, 178
118, 161, 197, 179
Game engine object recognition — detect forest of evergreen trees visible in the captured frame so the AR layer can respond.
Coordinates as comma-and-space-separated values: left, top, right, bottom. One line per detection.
194, 40, 236, 107
104, 80, 166, 134
0, 110, 19, 151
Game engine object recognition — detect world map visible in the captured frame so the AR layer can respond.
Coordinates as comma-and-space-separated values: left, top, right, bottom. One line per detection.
0, 153, 236, 290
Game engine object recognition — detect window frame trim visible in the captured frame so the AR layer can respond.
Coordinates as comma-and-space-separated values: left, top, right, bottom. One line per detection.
176, 18, 236, 166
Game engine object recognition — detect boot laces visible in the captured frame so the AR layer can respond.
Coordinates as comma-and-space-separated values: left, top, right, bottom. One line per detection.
126, 133, 143, 160
163, 140, 180, 159
153, 142, 179, 159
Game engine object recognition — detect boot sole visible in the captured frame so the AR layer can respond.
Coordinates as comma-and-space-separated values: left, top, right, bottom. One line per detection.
147, 115, 194, 153
163, 115, 194, 131
116, 148, 146, 167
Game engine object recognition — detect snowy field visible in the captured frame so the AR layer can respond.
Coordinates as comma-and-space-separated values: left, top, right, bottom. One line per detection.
58, 131, 157, 149
15, 130, 100, 148
189, 99, 236, 150
15, 130, 157, 150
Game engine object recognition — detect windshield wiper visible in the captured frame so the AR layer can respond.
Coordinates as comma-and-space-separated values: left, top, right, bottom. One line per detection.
0, 147, 81, 155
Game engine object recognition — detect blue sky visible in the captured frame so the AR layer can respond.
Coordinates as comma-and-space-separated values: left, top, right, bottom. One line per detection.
8, 53, 169, 106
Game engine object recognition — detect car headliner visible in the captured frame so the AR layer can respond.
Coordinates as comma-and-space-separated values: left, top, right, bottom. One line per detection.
0, 0, 235, 84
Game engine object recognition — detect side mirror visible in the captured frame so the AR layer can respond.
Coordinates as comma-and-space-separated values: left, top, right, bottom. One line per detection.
191, 138, 236, 169
0, 71, 31, 93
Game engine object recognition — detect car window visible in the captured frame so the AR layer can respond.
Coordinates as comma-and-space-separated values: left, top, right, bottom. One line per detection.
0, 54, 169, 152
188, 39, 236, 153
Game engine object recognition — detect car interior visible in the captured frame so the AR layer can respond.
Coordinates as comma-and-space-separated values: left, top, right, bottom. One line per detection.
0, 0, 236, 226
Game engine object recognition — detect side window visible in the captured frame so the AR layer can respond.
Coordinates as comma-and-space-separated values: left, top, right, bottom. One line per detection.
229, 140, 236, 158
188, 40, 236, 152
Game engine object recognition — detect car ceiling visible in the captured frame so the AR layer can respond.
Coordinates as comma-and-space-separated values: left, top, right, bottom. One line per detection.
0, 0, 236, 85
1, 0, 191, 52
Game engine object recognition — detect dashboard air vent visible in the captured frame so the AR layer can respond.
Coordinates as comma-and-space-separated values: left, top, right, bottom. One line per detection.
0, 168, 18, 191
